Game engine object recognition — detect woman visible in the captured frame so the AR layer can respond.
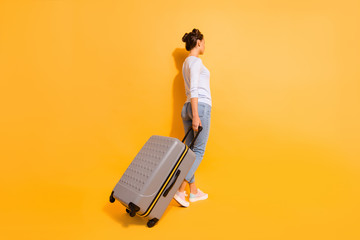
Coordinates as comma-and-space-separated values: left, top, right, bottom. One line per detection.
174, 28, 212, 207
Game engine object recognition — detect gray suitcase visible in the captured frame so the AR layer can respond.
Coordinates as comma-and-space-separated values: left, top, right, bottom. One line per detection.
109, 126, 203, 228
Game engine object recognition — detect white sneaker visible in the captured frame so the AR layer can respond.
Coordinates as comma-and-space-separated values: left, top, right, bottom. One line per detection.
189, 188, 208, 202
174, 191, 190, 207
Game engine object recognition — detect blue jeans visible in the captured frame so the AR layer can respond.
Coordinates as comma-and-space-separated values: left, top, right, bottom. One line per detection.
181, 101, 211, 184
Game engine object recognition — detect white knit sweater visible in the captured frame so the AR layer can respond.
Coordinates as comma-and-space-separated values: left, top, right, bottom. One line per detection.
182, 56, 212, 107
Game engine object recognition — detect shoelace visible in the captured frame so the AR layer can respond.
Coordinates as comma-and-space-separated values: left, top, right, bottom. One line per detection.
177, 191, 188, 197
190, 189, 203, 197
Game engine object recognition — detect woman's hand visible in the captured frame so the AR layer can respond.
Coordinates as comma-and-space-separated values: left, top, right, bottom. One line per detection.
192, 116, 202, 132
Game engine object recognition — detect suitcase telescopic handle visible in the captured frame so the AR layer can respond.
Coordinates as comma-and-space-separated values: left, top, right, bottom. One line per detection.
181, 126, 203, 150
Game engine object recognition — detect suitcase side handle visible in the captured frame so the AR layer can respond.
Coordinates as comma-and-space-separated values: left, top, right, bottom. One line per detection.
163, 169, 181, 197
181, 126, 203, 150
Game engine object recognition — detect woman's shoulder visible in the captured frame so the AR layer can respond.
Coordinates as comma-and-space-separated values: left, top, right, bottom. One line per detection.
186, 56, 202, 62
185, 56, 203, 67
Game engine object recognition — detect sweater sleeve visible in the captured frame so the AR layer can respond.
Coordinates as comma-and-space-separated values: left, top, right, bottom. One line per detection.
189, 59, 202, 98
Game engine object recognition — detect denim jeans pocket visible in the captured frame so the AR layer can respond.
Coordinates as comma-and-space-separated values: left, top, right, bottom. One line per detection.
197, 103, 206, 118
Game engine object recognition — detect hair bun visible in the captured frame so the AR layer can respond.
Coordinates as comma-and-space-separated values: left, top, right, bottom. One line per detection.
182, 33, 189, 42
182, 28, 203, 51
192, 28, 199, 34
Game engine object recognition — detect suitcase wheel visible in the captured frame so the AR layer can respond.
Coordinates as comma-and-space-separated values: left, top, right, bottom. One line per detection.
109, 191, 115, 203
147, 218, 159, 228
128, 202, 140, 217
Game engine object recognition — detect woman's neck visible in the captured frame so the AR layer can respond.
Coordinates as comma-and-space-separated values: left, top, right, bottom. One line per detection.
188, 54, 199, 58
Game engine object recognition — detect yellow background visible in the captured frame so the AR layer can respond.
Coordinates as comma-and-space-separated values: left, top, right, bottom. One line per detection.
1, 0, 359, 239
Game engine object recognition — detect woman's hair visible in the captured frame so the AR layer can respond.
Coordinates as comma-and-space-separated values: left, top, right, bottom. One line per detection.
182, 28, 204, 51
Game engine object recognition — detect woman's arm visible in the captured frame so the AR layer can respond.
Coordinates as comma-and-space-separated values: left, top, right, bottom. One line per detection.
189, 59, 203, 132
191, 97, 202, 132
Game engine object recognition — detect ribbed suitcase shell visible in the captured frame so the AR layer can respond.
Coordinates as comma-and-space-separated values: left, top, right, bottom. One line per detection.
111, 135, 196, 225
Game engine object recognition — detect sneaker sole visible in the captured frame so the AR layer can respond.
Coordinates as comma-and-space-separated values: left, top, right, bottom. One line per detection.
189, 194, 208, 202
174, 195, 190, 207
